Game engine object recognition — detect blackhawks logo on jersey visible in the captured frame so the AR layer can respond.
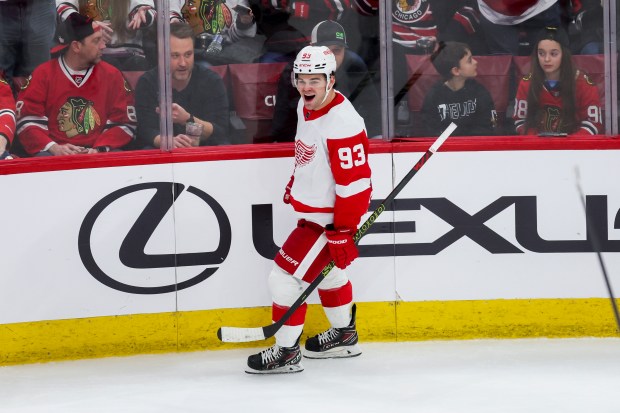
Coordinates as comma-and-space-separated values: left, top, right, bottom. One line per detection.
183, 0, 232, 35
57, 97, 101, 138
393, 0, 430, 24
81, 0, 109, 21
542, 105, 562, 132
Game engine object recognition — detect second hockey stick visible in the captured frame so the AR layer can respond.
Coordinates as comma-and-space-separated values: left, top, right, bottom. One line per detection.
575, 169, 620, 332
218, 123, 457, 343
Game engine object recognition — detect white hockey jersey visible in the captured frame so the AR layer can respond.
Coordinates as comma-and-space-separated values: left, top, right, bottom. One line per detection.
289, 91, 372, 230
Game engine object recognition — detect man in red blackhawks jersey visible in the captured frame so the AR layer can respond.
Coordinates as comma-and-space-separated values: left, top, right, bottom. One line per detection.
246, 45, 372, 374
16, 13, 135, 156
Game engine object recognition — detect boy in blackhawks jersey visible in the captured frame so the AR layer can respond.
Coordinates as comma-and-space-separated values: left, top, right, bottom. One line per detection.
421, 41, 496, 137
16, 13, 135, 156
246, 45, 372, 374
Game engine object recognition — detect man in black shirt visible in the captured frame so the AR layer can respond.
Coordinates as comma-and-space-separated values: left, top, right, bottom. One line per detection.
135, 22, 229, 148
421, 41, 496, 137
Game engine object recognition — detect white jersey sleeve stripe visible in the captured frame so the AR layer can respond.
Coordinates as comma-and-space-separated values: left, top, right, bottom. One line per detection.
336, 177, 372, 199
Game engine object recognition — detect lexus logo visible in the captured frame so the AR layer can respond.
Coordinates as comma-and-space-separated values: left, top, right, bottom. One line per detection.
79, 182, 231, 294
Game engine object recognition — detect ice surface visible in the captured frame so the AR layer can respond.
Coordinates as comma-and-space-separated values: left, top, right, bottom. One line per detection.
1, 338, 619, 413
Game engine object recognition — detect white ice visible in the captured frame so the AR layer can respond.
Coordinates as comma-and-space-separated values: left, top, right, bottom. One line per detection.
1, 338, 619, 413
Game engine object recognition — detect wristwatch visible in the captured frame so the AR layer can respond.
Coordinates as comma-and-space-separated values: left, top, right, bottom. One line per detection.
187, 114, 195, 124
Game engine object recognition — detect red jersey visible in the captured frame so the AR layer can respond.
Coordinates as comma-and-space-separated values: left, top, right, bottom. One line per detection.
513, 71, 603, 135
16, 57, 135, 154
289, 92, 372, 230
0, 78, 16, 144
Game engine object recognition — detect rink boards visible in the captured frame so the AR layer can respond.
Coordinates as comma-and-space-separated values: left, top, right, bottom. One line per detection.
1, 139, 620, 364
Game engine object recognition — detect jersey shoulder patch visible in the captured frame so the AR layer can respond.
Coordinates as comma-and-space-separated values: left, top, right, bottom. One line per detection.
20, 76, 32, 91
575, 70, 595, 86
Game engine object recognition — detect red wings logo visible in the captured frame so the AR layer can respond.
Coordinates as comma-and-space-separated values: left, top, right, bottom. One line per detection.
295, 140, 316, 167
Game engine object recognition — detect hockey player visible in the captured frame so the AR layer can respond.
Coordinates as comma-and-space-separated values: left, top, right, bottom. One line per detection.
246, 45, 372, 374
0, 75, 16, 159
16, 13, 135, 156
513, 26, 603, 136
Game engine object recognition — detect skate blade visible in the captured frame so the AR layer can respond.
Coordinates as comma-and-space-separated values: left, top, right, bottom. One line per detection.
245, 363, 304, 374
303, 344, 362, 359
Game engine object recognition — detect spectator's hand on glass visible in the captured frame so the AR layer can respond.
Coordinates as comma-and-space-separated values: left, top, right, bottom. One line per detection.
128, 6, 153, 30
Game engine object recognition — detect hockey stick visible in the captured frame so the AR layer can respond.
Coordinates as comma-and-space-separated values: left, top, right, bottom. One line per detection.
218, 123, 457, 343
575, 169, 620, 332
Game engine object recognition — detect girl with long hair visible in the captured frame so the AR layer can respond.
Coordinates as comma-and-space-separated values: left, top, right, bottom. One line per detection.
513, 26, 603, 136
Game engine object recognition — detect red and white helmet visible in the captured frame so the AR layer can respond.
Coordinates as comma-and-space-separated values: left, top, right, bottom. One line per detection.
292, 45, 337, 99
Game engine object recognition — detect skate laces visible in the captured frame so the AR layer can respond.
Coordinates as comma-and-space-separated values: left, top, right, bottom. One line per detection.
318, 328, 340, 345
260, 345, 282, 363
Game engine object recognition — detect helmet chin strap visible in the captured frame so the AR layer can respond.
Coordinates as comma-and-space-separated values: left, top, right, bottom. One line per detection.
320, 74, 333, 105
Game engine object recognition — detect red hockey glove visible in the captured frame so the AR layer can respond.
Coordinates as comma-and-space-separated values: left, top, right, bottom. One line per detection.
283, 175, 294, 204
325, 225, 358, 270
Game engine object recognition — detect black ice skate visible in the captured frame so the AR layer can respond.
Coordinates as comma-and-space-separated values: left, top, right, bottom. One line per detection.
304, 304, 362, 359
245, 340, 304, 374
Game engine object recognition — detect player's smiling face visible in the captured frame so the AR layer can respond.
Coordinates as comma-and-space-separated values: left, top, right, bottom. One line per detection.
296, 73, 334, 111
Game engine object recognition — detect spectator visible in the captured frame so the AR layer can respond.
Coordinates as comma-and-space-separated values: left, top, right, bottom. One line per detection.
271, 20, 381, 140
16, 13, 135, 156
476, 0, 564, 55
172, 0, 259, 65
568, 0, 603, 55
56, 0, 161, 70
0, 75, 16, 159
250, 4, 307, 63
135, 22, 229, 148
379, 0, 487, 131
421, 41, 496, 136
513, 26, 602, 136
0, 0, 56, 91
250, 0, 355, 63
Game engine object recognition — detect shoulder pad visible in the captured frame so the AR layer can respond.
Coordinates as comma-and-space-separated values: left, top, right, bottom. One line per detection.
124, 79, 132, 93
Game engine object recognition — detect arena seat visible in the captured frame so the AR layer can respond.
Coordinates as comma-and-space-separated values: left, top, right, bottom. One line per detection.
405, 54, 512, 136
228, 62, 287, 143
